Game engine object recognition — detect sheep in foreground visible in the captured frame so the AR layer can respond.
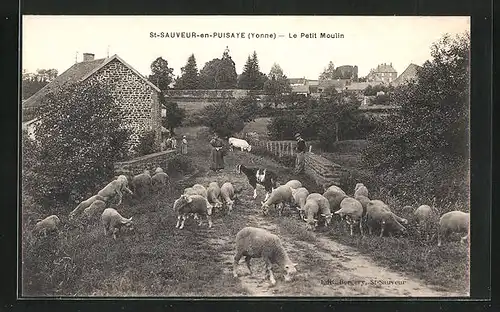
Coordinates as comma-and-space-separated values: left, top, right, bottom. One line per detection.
97, 175, 133, 206
261, 185, 294, 216
437, 211, 470, 246
335, 197, 364, 236
82, 199, 107, 221
366, 199, 408, 226
354, 195, 370, 217
324, 184, 346, 195
132, 170, 152, 198
101, 208, 134, 240
323, 190, 348, 216
151, 167, 170, 192
192, 184, 208, 198
207, 182, 223, 210
303, 199, 320, 230
365, 200, 407, 237
306, 193, 332, 227
69, 194, 106, 220
284, 180, 302, 190
354, 183, 369, 198
34, 215, 61, 237
173, 194, 213, 230
292, 187, 309, 220
414, 205, 436, 240
233, 226, 298, 286
220, 182, 236, 214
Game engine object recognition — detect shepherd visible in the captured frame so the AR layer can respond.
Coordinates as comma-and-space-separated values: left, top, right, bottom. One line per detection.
294, 132, 306, 174
180, 135, 188, 154
209, 133, 225, 172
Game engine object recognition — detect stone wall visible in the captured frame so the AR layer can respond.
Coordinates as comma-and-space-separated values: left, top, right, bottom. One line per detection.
114, 150, 177, 176
165, 89, 251, 100
92, 59, 162, 152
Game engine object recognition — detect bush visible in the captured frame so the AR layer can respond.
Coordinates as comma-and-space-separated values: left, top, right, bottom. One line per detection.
136, 130, 157, 156
166, 154, 195, 175
25, 80, 131, 209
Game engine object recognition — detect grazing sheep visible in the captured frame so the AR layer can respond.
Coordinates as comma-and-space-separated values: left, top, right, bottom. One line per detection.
151, 167, 170, 192
69, 194, 106, 220
132, 170, 152, 198
228, 137, 252, 152
335, 197, 364, 236
303, 199, 320, 230
233, 227, 298, 286
220, 182, 235, 213
414, 205, 436, 240
292, 187, 309, 220
366, 199, 408, 225
284, 180, 302, 190
173, 194, 213, 230
83, 199, 107, 220
101, 208, 134, 240
207, 182, 223, 210
261, 185, 294, 216
324, 184, 346, 196
365, 201, 407, 237
437, 211, 470, 247
34, 215, 61, 237
97, 175, 133, 206
192, 184, 208, 198
354, 183, 369, 198
306, 193, 332, 227
323, 190, 348, 216
354, 195, 370, 216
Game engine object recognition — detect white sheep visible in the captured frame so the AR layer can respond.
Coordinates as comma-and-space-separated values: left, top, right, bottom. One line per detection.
228, 137, 252, 152
354, 183, 369, 198
101, 208, 134, 240
335, 197, 364, 236
366, 199, 408, 226
173, 194, 213, 230
306, 193, 332, 226
97, 175, 133, 205
192, 184, 208, 198
132, 170, 152, 198
414, 204, 436, 240
303, 198, 320, 230
34, 215, 61, 237
437, 210, 470, 246
365, 201, 407, 237
292, 187, 309, 221
220, 182, 236, 214
324, 184, 346, 195
260, 185, 294, 216
284, 180, 302, 190
207, 182, 223, 210
233, 226, 297, 286
69, 194, 106, 220
82, 199, 107, 220
151, 167, 170, 192
323, 190, 348, 216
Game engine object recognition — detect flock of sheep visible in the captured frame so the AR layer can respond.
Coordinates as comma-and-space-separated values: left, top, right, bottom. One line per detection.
30, 162, 470, 287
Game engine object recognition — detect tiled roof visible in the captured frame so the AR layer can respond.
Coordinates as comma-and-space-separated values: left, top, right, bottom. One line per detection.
292, 85, 310, 93
23, 54, 161, 109
392, 63, 421, 86
318, 79, 349, 89
307, 80, 319, 86
374, 63, 397, 73
345, 81, 383, 91
288, 78, 307, 85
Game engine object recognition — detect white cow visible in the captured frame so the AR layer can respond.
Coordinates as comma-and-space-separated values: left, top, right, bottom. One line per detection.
228, 137, 252, 152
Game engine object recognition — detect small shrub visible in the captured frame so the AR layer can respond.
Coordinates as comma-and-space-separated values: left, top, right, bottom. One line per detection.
167, 154, 195, 175
135, 130, 157, 156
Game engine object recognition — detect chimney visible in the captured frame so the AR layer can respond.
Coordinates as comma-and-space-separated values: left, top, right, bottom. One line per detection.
82, 53, 95, 62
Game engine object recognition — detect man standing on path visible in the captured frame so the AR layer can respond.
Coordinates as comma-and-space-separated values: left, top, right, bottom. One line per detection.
294, 132, 306, 174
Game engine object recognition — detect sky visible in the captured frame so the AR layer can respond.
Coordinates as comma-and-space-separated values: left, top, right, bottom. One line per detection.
22, 16, 470, 80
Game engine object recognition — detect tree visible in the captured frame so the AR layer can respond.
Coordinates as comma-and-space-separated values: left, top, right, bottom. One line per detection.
22, 68, 59, 100
237, 51, 267, 90
199, 47, 238, 89
319, 61, 336, 80
263, 63, 292, 108
174, 54, 200, 89
160, 93, 186, 134
26, 80, 131, 208
363, 32, 470, 205
148, 57, 174, 91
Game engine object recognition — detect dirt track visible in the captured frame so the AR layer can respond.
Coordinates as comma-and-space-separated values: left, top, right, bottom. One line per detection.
186, 151, 464, 297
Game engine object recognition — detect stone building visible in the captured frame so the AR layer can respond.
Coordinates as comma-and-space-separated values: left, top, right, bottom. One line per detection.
366, 63, 398, 83
22, 53, 163, 152
392, 63, 421, 86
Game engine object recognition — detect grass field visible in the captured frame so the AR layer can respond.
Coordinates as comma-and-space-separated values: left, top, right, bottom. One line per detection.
21, 125, 469, 297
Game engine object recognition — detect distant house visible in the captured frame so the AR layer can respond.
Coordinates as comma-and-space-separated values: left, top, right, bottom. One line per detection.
288, 77, 310, 95
307, 80, 319, 93
317, 79, 350, 93
22, 53, 163, 152
392, 63, 421, 86
366, 63, 398, 83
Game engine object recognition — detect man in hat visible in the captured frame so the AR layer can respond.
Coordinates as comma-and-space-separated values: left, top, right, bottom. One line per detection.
294, 132, 306, 174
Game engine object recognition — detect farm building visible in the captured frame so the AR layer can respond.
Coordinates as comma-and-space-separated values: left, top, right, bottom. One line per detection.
366, 63, 398, 83
22, 53, 163, 152
392, 63, 421, 86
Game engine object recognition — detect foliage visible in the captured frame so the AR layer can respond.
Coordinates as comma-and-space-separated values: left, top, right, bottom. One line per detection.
363, 84, 394, 96
362, 32, 470, 206
267, 113, 305, 141
371, 93, 391, 105
318, 61, 336, 80
250, 145, 296, 168
200, 95, 259, 137
160, 93, 186, 134
22, 68, 58, 100
319, 62, 357, 80
174, 54, 200, 89
199, 48, 238, 89
135, 130, 157, 156
263, 63, 292, 108
237, 51, 267, 90
26, 80, 131, 208
149, 57, 174, 90
166, 154, 195, 175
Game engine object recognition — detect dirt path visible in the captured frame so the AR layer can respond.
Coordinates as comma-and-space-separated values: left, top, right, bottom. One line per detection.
182, 149, 463, 297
